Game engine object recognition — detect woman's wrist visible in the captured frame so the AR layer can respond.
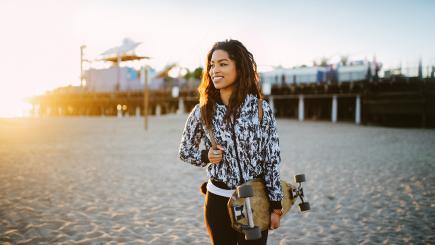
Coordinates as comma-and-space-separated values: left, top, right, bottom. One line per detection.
272, 209, 283, 217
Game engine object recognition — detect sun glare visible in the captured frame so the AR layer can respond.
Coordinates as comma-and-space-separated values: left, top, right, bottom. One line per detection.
0, 97, 33, 118
0, 85, 35, 118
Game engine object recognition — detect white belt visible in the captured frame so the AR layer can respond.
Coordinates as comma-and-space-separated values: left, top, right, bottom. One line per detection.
206, 179, 236, 198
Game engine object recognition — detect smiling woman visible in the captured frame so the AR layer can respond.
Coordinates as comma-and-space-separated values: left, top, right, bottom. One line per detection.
179, 39, 284, 245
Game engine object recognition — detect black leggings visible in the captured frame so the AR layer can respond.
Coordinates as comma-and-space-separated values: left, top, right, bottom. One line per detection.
204, 191, 268, 245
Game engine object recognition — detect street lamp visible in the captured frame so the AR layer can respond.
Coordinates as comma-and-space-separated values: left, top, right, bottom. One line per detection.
80, 45, 87, 88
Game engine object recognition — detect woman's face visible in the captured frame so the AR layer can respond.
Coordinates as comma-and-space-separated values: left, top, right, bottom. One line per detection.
209, 49, 237, 91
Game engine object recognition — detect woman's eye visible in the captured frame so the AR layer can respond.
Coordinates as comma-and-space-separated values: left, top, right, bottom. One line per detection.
220, 63, 227, 66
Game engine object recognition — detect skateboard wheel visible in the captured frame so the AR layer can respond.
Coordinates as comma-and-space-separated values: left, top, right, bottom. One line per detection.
295, 174, 306, 183
299, 202, 310, 212
244, 226, 262, 240
237, 185, 254, 198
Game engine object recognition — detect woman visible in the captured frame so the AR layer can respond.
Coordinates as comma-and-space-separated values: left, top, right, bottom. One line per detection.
179, 39, 283, 245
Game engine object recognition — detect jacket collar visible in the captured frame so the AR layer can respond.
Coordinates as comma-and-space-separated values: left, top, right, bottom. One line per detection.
215, 94, 256, 108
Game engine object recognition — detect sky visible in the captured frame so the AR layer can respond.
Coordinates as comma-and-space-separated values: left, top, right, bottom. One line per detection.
0, 0, 434, 117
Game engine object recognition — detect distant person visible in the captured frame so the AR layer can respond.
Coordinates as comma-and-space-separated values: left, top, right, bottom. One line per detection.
178, 39, 283, 245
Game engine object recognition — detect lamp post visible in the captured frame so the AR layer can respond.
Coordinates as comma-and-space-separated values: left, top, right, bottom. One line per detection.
80, 45, 87, 88
141, 66, 149, 130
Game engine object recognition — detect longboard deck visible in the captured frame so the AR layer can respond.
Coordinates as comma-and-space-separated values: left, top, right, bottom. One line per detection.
227, 179, 296, 232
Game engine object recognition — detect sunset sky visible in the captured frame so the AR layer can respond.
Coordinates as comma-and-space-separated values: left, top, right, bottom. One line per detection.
0, 0, 434, 117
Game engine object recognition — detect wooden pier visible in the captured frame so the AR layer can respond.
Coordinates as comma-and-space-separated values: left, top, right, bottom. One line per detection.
29, 77, 435, 128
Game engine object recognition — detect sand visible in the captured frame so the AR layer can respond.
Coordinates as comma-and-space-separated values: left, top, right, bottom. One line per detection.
0, 115, 434, 244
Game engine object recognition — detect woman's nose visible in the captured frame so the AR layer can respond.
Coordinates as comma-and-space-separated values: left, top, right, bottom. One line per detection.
210, 68, 220, 76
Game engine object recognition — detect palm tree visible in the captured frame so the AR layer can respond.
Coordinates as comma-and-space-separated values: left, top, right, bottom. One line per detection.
320, 57, 329, 67
340, 55, 349, 66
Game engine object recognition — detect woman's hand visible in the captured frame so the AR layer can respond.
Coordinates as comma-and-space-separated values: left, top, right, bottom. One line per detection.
269, 210, 281, 230
208, 145, 225, 164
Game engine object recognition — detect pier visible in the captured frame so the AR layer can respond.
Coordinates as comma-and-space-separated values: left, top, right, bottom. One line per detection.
29, 77, 435, 128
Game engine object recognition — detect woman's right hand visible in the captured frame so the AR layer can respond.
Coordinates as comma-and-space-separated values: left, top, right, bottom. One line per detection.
208, 145, 225, 164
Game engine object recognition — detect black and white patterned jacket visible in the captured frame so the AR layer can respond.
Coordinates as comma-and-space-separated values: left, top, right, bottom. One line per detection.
179, 94, 283, 205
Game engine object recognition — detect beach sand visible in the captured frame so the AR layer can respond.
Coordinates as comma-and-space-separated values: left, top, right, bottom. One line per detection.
0, 115, 434, 244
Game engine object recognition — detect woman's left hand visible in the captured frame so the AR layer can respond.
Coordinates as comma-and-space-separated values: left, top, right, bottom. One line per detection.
269, 211, 281, 230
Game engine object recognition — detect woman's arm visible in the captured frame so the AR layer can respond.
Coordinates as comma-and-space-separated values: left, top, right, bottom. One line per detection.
178, 104, 209, 167
262, 101, 284, 210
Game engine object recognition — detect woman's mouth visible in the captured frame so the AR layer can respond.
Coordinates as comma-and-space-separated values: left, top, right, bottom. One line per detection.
213, 76, 224, 82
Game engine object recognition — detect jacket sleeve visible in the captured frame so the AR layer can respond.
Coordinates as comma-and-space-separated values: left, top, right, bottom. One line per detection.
178, 104, 209, 167
262, 101, 284, 206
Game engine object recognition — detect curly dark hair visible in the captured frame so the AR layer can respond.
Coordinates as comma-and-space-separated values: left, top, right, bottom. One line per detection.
198, 39, 262, 130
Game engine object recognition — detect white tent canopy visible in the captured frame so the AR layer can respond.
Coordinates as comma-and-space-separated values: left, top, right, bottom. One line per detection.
101, 38, 142, 56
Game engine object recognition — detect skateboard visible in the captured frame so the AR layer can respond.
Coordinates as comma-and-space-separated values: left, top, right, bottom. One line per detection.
227, 174, 310, 240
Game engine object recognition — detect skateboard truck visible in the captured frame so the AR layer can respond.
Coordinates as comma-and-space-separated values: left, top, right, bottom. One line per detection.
237, 184, 262, 240
293, 174, 311, 212
232, 205, 245, 220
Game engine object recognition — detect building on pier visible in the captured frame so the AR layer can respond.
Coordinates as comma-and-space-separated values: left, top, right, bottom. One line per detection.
260, 58, 382, 85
